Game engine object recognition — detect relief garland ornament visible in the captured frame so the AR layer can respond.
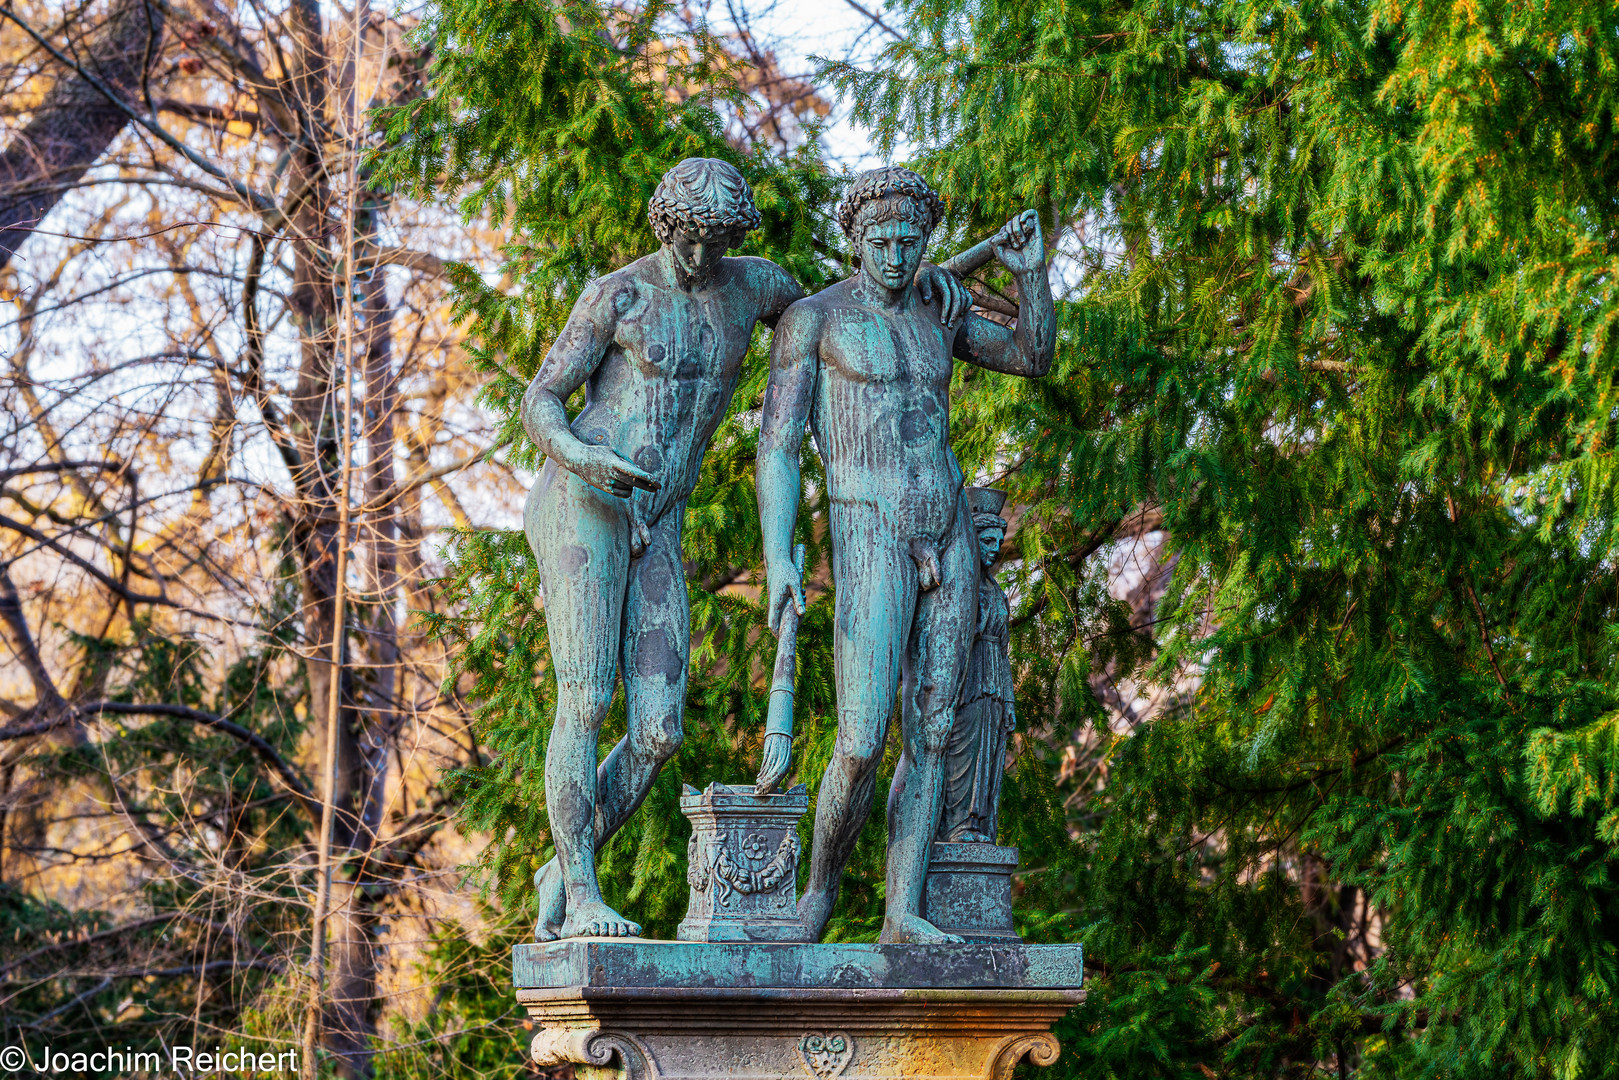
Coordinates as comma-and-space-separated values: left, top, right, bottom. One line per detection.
686, 830, 800, 905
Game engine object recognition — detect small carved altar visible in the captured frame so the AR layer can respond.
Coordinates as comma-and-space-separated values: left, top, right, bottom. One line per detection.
517, 940, 1084, 1080
678, 783, 809, 943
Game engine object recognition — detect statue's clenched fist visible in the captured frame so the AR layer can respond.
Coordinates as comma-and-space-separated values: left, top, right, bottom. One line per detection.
990, 210, 1044, 276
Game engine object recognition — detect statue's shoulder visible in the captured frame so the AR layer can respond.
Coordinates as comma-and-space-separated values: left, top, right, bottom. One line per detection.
787, 277, 857, 318
981, 572, 1010, 611
719, 256, 805, 315
580, 258, 656, 315
775, 288, 841, 346
724, 254, 795, 287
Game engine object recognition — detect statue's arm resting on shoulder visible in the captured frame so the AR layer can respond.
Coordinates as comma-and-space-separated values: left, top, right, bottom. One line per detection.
953, 212, 1056, 378
757, 301, 820, 636
759, 262, 807, 329
521, 280, 659, 498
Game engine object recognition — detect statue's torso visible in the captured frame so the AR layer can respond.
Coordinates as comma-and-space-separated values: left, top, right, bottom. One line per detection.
809, 280, 963, 543
570, 256, 779, 521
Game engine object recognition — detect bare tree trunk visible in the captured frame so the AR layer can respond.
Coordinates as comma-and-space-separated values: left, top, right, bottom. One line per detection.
321, 188, 401, 1080
0, 0, 484, 1057
0, 0, 164, 271
275, 0, 383, 1071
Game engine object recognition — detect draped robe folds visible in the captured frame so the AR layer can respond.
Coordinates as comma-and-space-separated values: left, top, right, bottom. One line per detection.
938, 570, 1015, 844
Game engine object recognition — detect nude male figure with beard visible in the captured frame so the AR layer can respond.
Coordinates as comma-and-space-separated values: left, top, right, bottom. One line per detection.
522, 158, 970, 940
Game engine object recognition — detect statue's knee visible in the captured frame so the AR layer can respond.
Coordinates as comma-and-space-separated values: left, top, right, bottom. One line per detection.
835, 736, 885, 778
633, 719, 683, 762
914, 707, 954, 759
557, 681, 614, 728
917, 726, 952, 759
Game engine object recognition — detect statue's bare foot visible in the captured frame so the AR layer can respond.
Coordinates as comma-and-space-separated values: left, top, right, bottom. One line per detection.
558, 900, 642, 939
532, 859, 566, 942
880, 914, 965, 945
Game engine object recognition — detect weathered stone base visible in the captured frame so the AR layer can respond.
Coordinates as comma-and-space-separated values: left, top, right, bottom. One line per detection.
515, 940, 1084, 1080
923, 842, 1020, 943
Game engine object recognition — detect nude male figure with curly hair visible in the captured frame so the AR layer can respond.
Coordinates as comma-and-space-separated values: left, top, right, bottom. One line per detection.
522, 158, 969, 940
758, 167, 1054, 944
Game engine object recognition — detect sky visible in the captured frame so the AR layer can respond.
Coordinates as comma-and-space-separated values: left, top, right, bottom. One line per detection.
724, 0, 913, 168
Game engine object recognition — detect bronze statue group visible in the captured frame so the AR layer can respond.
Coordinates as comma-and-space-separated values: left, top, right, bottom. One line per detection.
520, 158, 1054, 945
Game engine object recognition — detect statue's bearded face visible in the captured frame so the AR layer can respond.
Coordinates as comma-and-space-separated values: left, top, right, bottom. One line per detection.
859, 217, 927, 292
977, 528, 1003, 569
666, 223, 733, 282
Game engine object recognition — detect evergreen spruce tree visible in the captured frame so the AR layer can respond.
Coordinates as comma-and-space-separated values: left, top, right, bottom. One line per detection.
825, 0, 1619, 1076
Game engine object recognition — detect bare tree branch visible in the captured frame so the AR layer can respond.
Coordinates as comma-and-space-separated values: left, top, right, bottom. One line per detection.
0, 4, 283, 225
840, 0, 903, 40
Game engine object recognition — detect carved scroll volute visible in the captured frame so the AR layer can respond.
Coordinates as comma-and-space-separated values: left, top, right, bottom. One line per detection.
531, 1027, 658, 1080
988, 1032, 1059, 1080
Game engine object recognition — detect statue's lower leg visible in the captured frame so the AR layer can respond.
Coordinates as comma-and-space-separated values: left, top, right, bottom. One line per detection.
536, 725, 675, 939
882, 687, 965, 944
545, 707, 641, 940
533, 861, 566, 941
796, 745, 883, 941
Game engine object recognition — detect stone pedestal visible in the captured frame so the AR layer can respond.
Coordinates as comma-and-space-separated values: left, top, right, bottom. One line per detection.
923, 843, 1020, 943
678, 783, 809, 943
516, 940, 1084, 1080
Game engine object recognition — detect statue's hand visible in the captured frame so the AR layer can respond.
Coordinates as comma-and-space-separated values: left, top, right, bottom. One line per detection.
755, 731, 793, 794
565, 443, 661, 498
916, 263, 972, 326
766, 559, 806, 637
991, 210, 1045, 277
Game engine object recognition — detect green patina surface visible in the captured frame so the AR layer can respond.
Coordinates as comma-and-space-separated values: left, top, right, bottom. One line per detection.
519, 159, 973, 945
757, 168, 1053, 946
512, 940, 1083, 991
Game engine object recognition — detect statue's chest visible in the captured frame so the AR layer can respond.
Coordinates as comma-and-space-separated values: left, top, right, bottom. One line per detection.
617, 291, 746, 385
823, 307, 952, 388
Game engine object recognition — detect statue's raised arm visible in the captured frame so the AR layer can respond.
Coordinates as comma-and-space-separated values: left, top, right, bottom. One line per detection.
951, 210, 1056, 377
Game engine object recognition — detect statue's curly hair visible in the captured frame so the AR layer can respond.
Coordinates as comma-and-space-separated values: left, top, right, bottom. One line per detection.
647, 158, 762, 244
835, 167, 946, 241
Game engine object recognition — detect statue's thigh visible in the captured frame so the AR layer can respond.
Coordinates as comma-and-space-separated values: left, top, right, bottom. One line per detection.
620, 517, 691, 723
831, 518, 914, 743
527, 470, 631, 689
